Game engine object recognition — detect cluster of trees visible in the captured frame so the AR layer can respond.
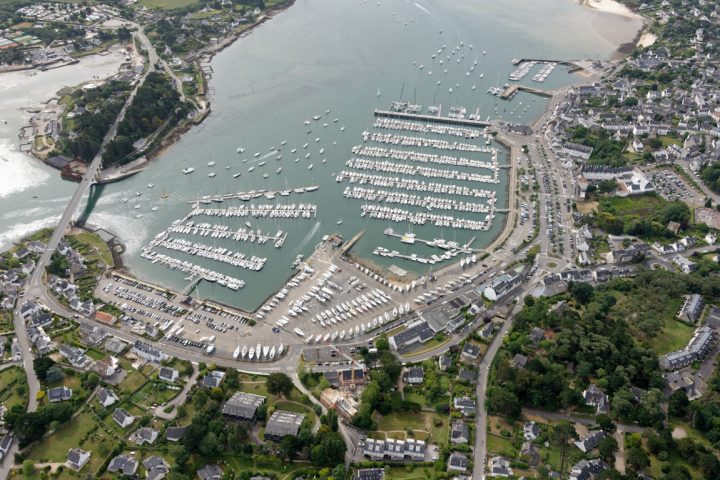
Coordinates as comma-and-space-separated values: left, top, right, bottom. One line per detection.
700, 162, 720, 194
490, 282, 664, 425
594, 195, 690, 238
567, 126, 627, 167
5, 402, 75, 446
675, 366, 720, 448
103, 72, 188, 165
57, 81, 132, 162
352, 338, 412, 429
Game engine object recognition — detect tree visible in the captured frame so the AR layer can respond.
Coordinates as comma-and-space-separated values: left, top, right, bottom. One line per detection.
33, 357, 56, 381
596, 414, 615, 432
626, 446, 650, 473
598, 435, 619, 463
550, 421, 577, 447
310, 431, 347, 467
668, 389, 689, 418
22, 460, 34, 478
266, 373, 293, 397
280, 435, 301, 461
569, 282, 594, 305
487, 387, 521, 418
117, 26, 131, 41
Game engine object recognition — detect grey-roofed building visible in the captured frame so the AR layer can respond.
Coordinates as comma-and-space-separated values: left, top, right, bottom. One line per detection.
264, 410, 305, 441
104, 336, 127, 354
461, 342, 481, 359
479, 321, 495, 339
389, 319, 436, 351
112, 408, 135, 428
357, 468, 385, 480
362, 437, 426, 461
438, 354, 451, 371
678, 294, 705, 323
144, 455, 169, 480
107, 454, 138, 475
47, 386, 72, 403
97, 387, 118, 408
159, 367, 179, 383
453, 396, 476, 416
0, 434, 13, 460
574, 430, 606, 453
132, 340, 166, 364
582, 385, 609, 414
197, 464, 223, 480
569, 459, 606, 480
58, 344, 91, 369
201, 370, 225, 388
660, 325, 717, 370
404, 367, 424, 385
457, 368, 475, 383
451, 420, 469, 444
222, 391, 266, 421
132, 426, 159, 445
523, 421, 539, 441
489, 456, 512, 477
403, 438, 425, 461
511, 354, 528, 369
166, 425, 187, 442
362, 437, 385, 461
448, 452, 468, 472
66, 448, 91, 471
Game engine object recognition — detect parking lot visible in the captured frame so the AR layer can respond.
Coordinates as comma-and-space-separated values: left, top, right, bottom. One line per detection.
652, 169, 704, 206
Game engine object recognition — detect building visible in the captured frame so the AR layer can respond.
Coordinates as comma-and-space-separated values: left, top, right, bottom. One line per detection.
438, 354, 451, 371
166, 426, 187, 443
461, 342, 481, 359
58, 344, 92, 369
511, 354, 528, 369
201, 370, 225, 388
481, 272, 522, 301
320, 388, 359, 420
222, 391, 266, 421
664, 371, 699, 399
574, 430, 606, 453
489, 456, 512, 477
673, 255, 697, 274
569, 459, 606, 480
447, 452, 468, 473
143, 455, 169, 480
523, 421, 539, 441
678, 294, 705, 323
264, 410, 305, 441
404, 367, 424, 385
66, 449, 91, 471
132, 340, 166, 363
132, 426, 159, 445
389, 319, 436, 351
159, 367, 179, 383
97, 388, 118, 408
563, 142, 594, 160
108, 454, 138, 476
323, 367, 367, 388
362, 437, 426, 462
582, 385, 609, 414
453, 396, 476, 416
197, 464, 223, 480
357, 468, 385, 480
521, 442, 540, 466
47, 386, 72, 403
659, 325, 716, 370
450, 420, 469, 444
112, 408, 135, 429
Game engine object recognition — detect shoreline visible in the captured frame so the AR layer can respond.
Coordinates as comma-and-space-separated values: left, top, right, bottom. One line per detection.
578, 0, 641, 19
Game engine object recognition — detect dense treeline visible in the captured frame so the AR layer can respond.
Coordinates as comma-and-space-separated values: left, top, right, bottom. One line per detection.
594, 195, 690, 238
567, 126, 628, 167
351, 337, 414, 430
5, 402, 75, 447
103, 72, 188, 165
55, 81, 132, 162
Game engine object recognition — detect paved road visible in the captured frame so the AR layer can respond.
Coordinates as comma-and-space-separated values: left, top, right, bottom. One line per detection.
154, 362, 199, 420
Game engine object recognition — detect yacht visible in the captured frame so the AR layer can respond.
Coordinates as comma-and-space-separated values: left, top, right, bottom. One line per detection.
233, 172, 241, 178
147, 183, 155, 188
236, 147, 245, 153
276, 167, 282, 174
208, 172, 216, 178
337, 219, 343, 225
207, 161, 215, 167
308, 164, 313, 170
233, 346, 241, 359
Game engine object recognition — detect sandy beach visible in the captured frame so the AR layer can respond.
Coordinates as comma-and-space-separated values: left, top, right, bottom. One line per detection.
580, 0, 642, 19
637, 32, 657, 47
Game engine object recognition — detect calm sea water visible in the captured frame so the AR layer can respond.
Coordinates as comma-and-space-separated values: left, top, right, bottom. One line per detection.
0, 0, 640, 311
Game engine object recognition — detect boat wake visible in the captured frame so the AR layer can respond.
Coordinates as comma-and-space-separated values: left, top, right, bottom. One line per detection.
295, 220, 321, 253
413, 2, 431, 14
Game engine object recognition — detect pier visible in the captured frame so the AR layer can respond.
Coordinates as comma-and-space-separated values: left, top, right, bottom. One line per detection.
374, 109, 491, 128
180, 274, 202, 296
383, 228, 480, 253
499, 84, 555, 100
187, 185, 320, 204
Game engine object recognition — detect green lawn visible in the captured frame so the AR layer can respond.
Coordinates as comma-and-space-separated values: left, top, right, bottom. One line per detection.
71, 232, 113, 267
377, 411, 448, 444
131, 381, 180, 409
27, 411, 117, 474
598, 194, 666, 218
273, 400, 316, 426
486, 433, 517, 457
647, 318, 695, 355
140, 0, 199, 9
385, 465, 436, 480
119, 370, 148, 395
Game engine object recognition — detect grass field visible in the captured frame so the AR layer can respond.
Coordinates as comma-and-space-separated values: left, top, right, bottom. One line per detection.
140, 0, 199, 9
131, 381, 180, 409
647, 317, 696, 355
28, 411, 117, 474
377, 411, 448, 444
598, 194, 666, 218
71, 232, 114, 267
486, 433, 517, 457
385, 465, 436, 480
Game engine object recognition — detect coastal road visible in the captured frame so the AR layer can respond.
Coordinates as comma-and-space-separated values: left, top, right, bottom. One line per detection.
3, 29, 162, 480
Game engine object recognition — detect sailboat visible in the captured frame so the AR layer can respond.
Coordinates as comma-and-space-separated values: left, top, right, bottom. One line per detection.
377, 88, 381, 97
233, 346, 241, 359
